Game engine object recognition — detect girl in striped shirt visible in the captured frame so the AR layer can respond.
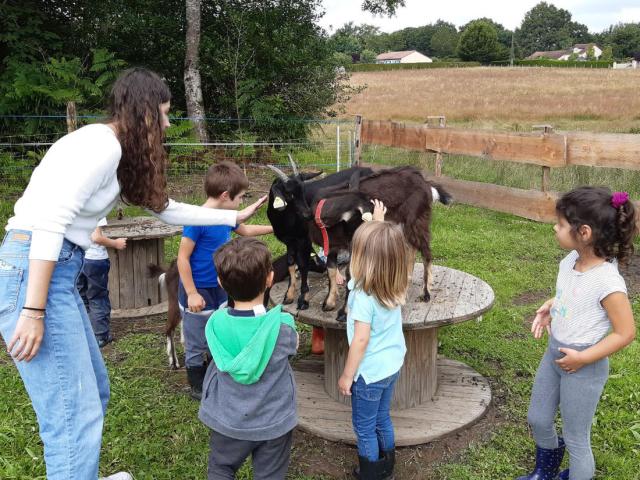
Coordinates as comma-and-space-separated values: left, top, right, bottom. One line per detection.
517, 187, 636, 480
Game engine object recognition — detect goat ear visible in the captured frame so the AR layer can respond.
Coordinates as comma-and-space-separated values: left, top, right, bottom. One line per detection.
348, 170, 361, 190
300, 171, 322, 181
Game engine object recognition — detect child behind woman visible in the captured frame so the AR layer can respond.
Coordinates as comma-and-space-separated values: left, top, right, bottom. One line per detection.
517, 187, 636, 480
338, 201, 410, 480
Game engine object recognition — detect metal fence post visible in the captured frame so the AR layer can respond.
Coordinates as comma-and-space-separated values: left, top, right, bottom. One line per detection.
336, 124, 340, 172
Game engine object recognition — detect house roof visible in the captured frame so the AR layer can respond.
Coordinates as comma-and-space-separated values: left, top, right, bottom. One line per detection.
527, 50, 570, 60
574, 43, 599, 50
376, 50, 419, 60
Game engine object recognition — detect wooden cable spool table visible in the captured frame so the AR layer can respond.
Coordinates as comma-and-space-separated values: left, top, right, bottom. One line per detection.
102, 217, 182, 320
270, 263, 495, 446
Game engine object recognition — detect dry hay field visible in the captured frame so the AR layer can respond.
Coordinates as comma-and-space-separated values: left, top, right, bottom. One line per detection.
344, 67, 640, 133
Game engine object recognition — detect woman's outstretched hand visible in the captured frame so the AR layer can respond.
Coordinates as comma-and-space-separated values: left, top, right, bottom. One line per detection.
237, 195, 268, 224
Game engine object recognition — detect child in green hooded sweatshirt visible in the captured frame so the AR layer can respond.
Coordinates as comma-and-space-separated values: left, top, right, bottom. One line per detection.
199, 237, 298, 480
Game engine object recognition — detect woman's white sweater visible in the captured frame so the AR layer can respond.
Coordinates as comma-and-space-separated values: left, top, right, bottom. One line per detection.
6, 123, 237, 261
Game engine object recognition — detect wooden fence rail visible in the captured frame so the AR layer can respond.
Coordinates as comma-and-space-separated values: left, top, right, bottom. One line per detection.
357, 118, 640, 223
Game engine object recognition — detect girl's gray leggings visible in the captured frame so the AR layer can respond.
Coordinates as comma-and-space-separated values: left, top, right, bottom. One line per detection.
527, 336, 609, 480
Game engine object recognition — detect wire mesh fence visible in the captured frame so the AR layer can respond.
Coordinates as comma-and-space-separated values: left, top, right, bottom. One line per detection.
0, 118, 362, 225
3, 116, 640, 228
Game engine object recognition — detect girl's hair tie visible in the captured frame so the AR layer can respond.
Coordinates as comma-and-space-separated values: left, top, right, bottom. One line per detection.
611, 191, 629, 209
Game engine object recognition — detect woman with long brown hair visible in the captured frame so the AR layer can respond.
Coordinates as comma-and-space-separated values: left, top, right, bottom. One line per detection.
0, 68, 266, 480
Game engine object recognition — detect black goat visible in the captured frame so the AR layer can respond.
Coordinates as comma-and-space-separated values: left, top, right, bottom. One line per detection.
266, 156, 373, 310
305, 166, 452, 321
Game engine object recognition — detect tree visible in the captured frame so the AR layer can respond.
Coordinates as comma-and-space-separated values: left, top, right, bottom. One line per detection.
360, 49, 377, 63
1, 1, 360, 141
518, 2, 591, 56
330, 23, 363, 57
600, 45, 613, 61
605, 23, 640, 58
332, 52, 353, 66
5, 49, 124, 132
460, 17, 517, 58
361, 0, 405, 16
184, 0, 208, 142
586, 45, 596, 60
429, 24, 458, 58
457, 20, 501, 63
199, 0, 354, 139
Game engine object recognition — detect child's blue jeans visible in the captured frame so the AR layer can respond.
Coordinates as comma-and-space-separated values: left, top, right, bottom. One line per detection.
0, 230, 109, 479
77, 258, 112, 342
351, 370, 399, 461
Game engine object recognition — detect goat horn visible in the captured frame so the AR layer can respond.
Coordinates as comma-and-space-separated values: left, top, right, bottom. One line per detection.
267, 164, 289, 182
287, 153, 299, 177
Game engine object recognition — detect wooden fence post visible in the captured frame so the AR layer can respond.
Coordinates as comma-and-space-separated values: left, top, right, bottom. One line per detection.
533, 124, 554, 192
354, 114, 362, 166
426, 116, 447, 176
66, 101, 77, 133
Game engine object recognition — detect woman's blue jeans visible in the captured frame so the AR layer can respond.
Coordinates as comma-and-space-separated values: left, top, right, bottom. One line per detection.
0, 230, 110, 479
351, 371, 399, 461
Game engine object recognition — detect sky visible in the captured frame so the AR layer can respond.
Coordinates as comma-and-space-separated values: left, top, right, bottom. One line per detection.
319, 0, 640, 34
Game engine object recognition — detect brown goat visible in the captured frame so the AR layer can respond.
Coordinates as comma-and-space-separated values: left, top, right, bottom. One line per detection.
308, 166, 451, 321
147, 262, 182, 369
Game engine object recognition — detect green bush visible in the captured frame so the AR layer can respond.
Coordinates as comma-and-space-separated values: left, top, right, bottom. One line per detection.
346, 61, 481, 72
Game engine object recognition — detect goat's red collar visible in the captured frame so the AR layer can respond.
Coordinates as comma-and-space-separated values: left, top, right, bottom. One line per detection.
314, 199, 330, 254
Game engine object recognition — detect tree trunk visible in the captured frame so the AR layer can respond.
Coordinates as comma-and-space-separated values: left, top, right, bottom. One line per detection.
184, 0, 208, 143
66, 101, 77, 133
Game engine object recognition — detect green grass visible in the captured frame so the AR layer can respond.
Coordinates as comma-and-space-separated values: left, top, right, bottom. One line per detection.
1, 203, 638, 479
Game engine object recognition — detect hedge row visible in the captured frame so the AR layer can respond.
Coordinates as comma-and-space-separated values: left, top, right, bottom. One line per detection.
491, 59, 613, 68
346, 61, 481, 72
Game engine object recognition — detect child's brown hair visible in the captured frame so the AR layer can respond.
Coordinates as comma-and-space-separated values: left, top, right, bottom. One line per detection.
214, 237, 272, 301
556, 186, 637, 265
349, 221, 412, 309
204, 161, 249, 199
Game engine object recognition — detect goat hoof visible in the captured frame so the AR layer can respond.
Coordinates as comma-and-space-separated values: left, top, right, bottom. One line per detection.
283, 295, 294, 305
297, 299, 309, 310
336, 311, 347, 323
420, 292, 431, 303
322, 301, 336, 312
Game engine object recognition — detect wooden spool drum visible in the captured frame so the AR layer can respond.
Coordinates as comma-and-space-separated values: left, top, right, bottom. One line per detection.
270, 263, 495, 445
102, 217, 182, 320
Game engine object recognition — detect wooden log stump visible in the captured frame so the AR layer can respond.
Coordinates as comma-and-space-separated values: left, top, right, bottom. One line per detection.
102, 217, 182, 319
324, 327, 438, 409
270, 263, 495, 446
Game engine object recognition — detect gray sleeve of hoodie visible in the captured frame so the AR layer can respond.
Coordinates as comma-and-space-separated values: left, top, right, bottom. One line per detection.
281, 324, 298, 357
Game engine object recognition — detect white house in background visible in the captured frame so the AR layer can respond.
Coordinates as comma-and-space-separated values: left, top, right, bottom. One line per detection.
376, 50, 433, 64
572, 43, 603, 59
526, 43, 603, 61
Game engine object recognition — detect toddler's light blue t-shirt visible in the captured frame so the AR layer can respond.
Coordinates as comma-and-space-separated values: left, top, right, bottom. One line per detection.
347, 279, 406, 384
